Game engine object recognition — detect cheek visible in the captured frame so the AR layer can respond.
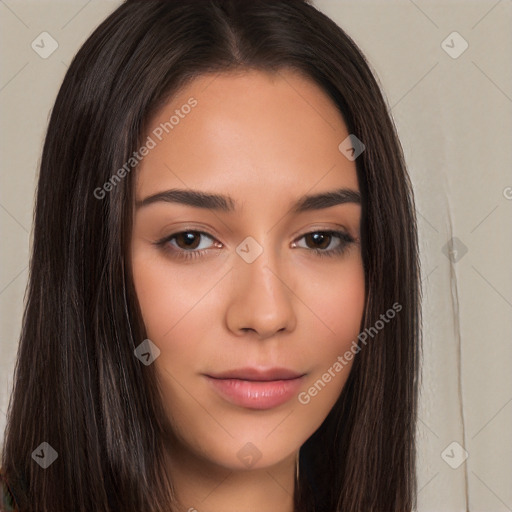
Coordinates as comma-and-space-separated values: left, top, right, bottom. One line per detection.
130, 254, 210, 416
131, 248, 217, 341
329, 266, 366, 348
130, 249, 226, 391
293, 255, 365, 402
299, 254, 366, 349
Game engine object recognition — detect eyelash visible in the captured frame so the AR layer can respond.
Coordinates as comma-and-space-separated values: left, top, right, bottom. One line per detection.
154, 229, 356, 262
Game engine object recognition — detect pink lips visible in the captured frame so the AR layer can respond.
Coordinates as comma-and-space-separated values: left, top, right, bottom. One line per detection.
205, 367, 305, 410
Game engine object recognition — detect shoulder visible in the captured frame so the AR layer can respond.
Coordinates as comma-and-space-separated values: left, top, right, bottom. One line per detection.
0, 468, 19, 512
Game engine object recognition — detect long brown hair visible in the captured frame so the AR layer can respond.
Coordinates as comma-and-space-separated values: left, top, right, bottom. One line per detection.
1, 1, 421, 510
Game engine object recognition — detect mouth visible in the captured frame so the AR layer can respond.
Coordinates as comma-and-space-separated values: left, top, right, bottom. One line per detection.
204, 367, 306, 410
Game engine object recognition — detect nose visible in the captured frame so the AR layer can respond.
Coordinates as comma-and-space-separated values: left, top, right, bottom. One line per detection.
225, 248, 297, 340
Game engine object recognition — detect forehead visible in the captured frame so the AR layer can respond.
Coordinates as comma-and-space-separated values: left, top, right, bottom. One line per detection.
135, 69, 359, 204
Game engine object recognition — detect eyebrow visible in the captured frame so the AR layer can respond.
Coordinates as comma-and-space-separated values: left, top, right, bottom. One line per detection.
136, 187, 361, 213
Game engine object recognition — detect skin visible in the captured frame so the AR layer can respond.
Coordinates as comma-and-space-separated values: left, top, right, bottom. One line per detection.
130, 69, 365, 512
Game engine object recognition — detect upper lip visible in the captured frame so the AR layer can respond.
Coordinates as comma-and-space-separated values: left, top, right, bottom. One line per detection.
206, 367, 305, 381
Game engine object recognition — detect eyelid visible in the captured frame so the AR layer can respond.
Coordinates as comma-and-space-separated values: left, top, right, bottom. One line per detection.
155, 225, 353, 244
291, 224, 355, 241
154, 226, 356, 262
154, 230, 220, 254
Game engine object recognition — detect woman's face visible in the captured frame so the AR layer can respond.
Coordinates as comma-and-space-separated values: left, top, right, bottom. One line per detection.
131, 69, 365, 472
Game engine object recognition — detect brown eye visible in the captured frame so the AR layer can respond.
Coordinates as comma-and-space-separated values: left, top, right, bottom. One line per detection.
303, 232, 332, 250
173, 231, 204, 250
293, 230, 355, 258
155, 230, 221, 262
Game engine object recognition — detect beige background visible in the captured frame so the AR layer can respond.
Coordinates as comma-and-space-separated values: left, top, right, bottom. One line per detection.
1, 1, 511, 510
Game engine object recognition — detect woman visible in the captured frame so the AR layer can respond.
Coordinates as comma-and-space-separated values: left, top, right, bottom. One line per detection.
1, 0, 421, 510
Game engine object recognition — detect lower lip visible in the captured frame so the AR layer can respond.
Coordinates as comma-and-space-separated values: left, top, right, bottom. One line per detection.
205, 376, 304, 410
